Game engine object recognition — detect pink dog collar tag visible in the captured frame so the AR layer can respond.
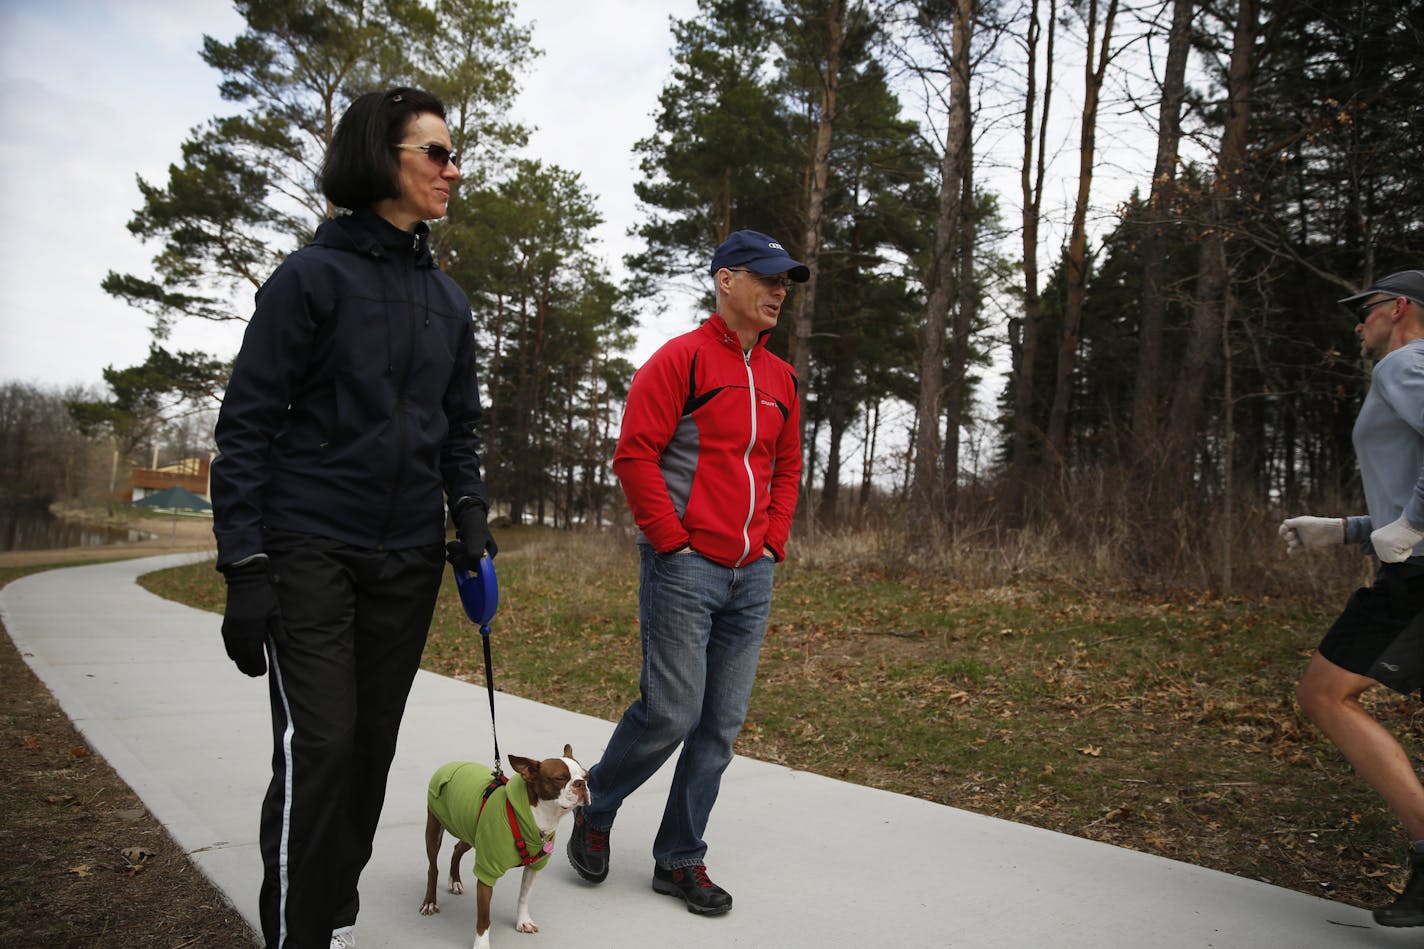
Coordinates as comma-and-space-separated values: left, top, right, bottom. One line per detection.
542, 840, 555, 855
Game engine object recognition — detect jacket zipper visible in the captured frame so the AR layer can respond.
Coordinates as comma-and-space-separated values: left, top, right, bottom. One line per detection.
376, 238, 419, 547
737, 348, 757, 566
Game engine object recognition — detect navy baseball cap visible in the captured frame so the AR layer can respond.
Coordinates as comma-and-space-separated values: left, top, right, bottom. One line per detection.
709, 230, 810, 283
1339, 269, 1424, 309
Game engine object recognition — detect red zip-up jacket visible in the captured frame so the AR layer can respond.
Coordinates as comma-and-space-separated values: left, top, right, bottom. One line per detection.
613, 313, 802, 568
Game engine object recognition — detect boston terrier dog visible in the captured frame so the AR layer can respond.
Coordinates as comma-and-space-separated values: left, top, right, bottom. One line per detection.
422, 745, 589, 949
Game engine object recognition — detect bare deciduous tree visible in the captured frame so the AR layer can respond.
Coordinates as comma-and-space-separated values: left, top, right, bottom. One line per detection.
789, 0, 848, 392
1007, 0, 1057, 511
1165, 0, 1258, 468
910, 0, 975, 522
1046, 0, 1121, 462
1130, 0, 1195, 463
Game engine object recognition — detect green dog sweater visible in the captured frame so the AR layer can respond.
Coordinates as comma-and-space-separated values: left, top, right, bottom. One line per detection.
427, 762, 554, 886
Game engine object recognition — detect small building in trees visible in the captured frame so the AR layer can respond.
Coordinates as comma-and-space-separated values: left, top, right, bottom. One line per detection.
128, 457, 210, 503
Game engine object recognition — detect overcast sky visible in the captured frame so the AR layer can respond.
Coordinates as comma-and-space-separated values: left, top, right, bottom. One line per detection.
0, 0, 700, 390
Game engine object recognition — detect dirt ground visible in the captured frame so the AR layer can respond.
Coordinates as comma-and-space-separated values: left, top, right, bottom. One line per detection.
0, 629, 259, 948
0, 519, 258, 948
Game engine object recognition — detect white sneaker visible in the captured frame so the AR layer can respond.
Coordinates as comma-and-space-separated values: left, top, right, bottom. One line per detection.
330, 926, 357, 949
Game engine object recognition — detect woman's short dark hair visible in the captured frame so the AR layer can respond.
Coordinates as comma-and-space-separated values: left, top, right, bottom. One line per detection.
321, 87, 448, 211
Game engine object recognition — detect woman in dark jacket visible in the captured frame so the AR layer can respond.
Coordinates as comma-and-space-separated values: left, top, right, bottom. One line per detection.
210, 87, 496, 949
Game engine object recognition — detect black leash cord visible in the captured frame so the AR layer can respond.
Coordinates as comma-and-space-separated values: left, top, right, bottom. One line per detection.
481, 622, 503, 777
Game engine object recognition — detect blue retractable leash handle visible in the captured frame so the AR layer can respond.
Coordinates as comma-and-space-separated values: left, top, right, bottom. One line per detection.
453, 554, 503, 773
453, 553, 499, 631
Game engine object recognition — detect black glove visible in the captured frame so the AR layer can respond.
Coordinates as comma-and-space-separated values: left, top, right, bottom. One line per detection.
220, 562, 279, 677
447, 500, 497, 569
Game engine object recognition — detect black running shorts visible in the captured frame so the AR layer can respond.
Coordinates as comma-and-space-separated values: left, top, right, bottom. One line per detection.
1319, 562, 1424, 678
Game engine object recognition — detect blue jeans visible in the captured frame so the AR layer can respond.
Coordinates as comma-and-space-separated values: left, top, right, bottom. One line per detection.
586, 546, 775, 868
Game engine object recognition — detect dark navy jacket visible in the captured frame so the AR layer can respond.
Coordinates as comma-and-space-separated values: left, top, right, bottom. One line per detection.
212, 209, 487, 569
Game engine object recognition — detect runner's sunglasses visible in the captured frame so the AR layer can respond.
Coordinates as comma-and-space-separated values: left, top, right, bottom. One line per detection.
394, 143, 461, 169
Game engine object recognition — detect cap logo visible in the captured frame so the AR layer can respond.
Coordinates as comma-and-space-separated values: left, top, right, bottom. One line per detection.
768, 242, 784, 250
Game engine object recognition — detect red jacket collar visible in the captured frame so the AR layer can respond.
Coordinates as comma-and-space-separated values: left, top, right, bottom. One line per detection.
705, 312, 770, 352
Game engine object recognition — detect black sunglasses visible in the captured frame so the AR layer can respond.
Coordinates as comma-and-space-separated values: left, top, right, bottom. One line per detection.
727, 268, 795, 290
1356, 297, 1395, 320
394, 143, 461, 169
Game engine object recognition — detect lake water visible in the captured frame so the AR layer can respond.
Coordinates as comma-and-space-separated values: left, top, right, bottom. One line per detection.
0, 503, 155, 552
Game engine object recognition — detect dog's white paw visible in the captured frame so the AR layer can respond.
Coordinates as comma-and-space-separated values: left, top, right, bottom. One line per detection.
515, 917, 539, 934
420, 901, 439, 916
449, 878, 464, 895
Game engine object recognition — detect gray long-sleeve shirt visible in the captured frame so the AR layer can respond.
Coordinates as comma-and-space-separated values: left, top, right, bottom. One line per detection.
1345, 338, 1424, 561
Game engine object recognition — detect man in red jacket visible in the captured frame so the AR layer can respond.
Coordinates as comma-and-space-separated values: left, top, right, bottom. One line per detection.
567, 230, 806, 916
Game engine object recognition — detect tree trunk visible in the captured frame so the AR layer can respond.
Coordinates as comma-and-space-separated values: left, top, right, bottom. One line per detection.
940, 0, 975, 506
818, 231, 863, 524
1046, 0, 1119, 463
1008, 0, 1056, 512
790, 0, 846, 390
1130, 0, 1194, 463
820, 398, 846, 522
717, 165, 733, 242
860, 398, 879, 511
1219, 283, 1235, 594
911, 0, 973, 523
509, 293, 532, 524
1165, 0, 1257, 467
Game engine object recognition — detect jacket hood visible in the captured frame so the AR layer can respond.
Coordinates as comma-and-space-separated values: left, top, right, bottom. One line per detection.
312, 208, 435, 268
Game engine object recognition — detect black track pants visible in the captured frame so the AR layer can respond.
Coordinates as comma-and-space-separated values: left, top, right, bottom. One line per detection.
256, 531, 444, 949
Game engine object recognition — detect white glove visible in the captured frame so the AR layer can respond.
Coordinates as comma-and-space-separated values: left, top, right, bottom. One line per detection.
1371, 515, 1424, 563
1278, 516, 1345, 555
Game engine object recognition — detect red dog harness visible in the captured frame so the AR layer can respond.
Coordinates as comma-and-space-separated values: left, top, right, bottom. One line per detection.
480, 774, 552, 866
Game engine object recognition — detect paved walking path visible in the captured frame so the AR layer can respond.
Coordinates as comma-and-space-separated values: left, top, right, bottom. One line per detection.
2, 554, 1417, 948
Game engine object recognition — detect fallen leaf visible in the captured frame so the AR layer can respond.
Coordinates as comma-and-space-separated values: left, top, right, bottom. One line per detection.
1078, 745, 1103, 757
20, 736, 41, 751
69, 746, 91, 759
121, 847, 155, 864
67, 865, 93, 877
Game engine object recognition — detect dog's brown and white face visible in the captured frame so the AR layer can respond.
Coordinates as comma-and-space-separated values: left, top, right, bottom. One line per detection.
510, 743, 590, 812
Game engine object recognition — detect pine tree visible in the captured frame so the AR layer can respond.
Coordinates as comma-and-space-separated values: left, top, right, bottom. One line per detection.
628, 0, 801, 284
103, 0, 428, 336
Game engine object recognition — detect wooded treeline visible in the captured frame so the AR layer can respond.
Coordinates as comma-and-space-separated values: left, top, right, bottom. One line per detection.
36, 0, 1423, 582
